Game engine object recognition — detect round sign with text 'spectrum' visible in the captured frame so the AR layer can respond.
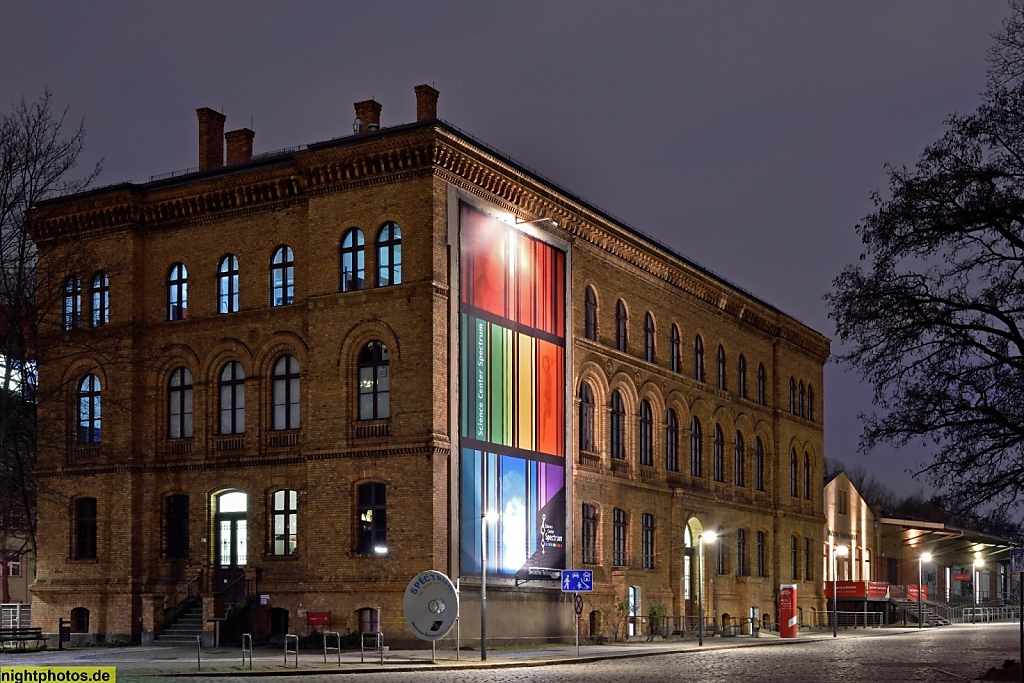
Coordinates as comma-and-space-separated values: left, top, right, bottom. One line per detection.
403, 570, 459, 641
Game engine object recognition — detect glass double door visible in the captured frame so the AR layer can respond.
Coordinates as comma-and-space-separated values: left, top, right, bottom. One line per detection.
215, 492, 247, 605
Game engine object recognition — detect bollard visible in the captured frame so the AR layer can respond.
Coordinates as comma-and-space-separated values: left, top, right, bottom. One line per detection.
196, 635, 202, 671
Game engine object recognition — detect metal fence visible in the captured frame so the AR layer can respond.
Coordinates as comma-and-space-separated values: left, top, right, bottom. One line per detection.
0, 603, 31, 629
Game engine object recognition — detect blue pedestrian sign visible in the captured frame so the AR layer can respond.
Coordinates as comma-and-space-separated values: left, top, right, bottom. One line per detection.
561, 570, 593, 592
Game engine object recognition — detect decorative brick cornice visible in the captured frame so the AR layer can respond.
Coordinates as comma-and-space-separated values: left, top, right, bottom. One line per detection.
432, 130, 829, 360
28, 122, 828, 359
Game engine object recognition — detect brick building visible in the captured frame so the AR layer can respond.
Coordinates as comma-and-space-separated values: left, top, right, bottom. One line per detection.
27, 85, 829, 645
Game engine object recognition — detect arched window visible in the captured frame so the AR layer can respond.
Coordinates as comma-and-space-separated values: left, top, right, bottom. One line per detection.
584, 286, 598, 341
713, 424, 725, 482
271, 489, 298, 556
612, 508, 627, 566
218, 361, 245, 435
638, 400, 653, 466
579, 382, 595, 454
271, 355, 300, 430
716, 525, 726, 574
799, 381, 805, 418
270, 246, 294, 306
736, 529, 747, 576
358, 482, 387, 553
665, 409, 679, 472
358, 341, 390, 420
754, 437, 765, 491
791, 536, 799, 580
734, 431, 745, 487
77, 374, 101, 444
615, 300, 627, 352
716, 345, 726, 390
790, 449, 798, 497
789, 377, 796, 414
358, 607, 380, 633
690, 417, 702, 477
90, 272, 109, 327
168, 367, 193, 439
168, 263, 188, 320
756, 531, 766, 577
74, 498, 97, 560
582, 503, 598, 564
165, 494, 189, 559
807, 385, 815, 422
340, 228, 365, 292
694, 335, 705, 382
217, 255, 239, 314
70, 607, 90, 633
610, 390, 625, 460
643, 312, 655, 362
377, 222, 402, 287
641, 513, 655, 569
63, 276, 81, 330
803, 452, 812, 501
757, 364, 767, 405
737, 355, 747, 398
670, 324, 681, 373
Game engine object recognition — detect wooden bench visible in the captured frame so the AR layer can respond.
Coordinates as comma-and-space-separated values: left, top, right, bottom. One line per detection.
0, 627, 47, 650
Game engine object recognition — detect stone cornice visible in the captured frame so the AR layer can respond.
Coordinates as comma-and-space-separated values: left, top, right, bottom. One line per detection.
432, 130, 830, 360
35, 442, 449, 479
27, 123, 828, 360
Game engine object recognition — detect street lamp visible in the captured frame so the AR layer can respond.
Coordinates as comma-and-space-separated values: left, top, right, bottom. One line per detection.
972, 557, 984, 624
918, 552, 932, 629
832, 544, 848, 638
480, 507, 498, 660
697, 531, 717, 646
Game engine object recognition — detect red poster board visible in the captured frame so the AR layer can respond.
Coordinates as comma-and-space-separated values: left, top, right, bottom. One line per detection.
906, 585, 928, 600
307, 611, 332, 627
823, 581, 890, 599
779, 584, 798, 638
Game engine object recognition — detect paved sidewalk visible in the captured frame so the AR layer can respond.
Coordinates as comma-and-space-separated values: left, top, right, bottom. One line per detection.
0, 627, 929, 678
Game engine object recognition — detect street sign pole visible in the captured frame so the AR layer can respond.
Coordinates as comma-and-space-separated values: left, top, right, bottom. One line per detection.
1010, 547, 1024, 683
575, 592, 580, 657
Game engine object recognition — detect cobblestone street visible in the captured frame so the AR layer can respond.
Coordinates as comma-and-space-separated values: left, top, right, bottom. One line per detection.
1, 623, 1018, 682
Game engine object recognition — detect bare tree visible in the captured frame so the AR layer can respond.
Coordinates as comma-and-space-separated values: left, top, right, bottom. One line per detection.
0, 90, 101, 600
828, 2, 1024, 514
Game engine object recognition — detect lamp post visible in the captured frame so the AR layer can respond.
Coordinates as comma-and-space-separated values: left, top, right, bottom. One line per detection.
697, 531, 717, 646
480, 507, 498, 660
918, 552, 932, 629
973, 557, 984, 624
832, 544, 848, 638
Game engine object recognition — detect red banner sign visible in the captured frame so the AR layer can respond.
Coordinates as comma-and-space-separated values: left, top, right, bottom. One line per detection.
906, 585, 928, 600
954, 573, 972, 581
306, 611, 331, 626
823, 581, 890, 599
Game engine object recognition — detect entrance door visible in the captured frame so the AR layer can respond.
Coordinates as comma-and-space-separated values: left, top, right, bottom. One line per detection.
215, 491, 247, 606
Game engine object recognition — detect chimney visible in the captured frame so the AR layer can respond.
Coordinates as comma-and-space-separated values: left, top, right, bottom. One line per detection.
415, 84, 439, 122
225, 128, 255, 165
353, 99, 382, 132
197, 107, 226, 170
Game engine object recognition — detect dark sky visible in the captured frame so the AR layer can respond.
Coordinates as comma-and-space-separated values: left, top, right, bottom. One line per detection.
1, 1, 1011, 496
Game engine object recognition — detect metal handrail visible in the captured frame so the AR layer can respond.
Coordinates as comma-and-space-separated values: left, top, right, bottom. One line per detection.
163, 571, 202, 611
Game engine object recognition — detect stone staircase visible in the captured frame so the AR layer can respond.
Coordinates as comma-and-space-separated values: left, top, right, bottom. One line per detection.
892, 598, 951, 627
156, 600, 204, 645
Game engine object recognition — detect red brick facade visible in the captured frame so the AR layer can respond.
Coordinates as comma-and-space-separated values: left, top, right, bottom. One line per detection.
27, 86, 828, 645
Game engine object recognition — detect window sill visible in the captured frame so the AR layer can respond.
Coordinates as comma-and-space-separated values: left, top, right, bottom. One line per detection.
352, 420, 390, 439
267, 431, 300, 448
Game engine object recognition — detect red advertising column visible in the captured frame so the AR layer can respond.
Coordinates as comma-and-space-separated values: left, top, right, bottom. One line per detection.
779, 584, 798, 638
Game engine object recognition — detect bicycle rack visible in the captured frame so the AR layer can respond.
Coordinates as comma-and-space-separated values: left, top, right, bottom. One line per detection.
284, 633, 298, 667
324, 630, 341, 665
241, 633, 252, 669
360, 630, 384, 665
